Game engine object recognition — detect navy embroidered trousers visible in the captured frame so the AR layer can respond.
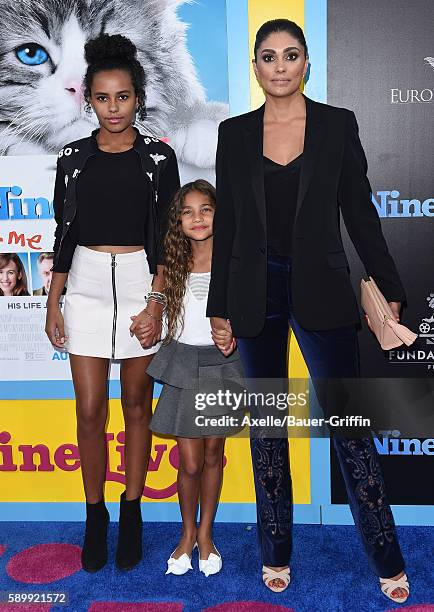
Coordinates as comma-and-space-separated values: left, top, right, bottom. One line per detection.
236, 254, 405, 578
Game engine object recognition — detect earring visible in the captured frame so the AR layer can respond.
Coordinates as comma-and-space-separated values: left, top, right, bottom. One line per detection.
84, 101, 93, 116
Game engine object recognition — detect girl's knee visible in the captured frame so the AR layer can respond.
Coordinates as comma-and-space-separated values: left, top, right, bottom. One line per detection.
179, 457, 203, 478
121, 395, 149, 423
76, 400, 107, 432
204, 439, 224, 468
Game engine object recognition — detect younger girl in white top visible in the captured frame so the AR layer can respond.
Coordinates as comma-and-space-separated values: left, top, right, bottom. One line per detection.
147, 180, 245, 577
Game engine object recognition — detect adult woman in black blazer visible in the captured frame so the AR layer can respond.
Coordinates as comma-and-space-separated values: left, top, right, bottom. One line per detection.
207, 19, 409, 603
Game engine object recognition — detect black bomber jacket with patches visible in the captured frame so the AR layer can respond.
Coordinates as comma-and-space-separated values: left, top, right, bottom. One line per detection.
51, 127, 180, 273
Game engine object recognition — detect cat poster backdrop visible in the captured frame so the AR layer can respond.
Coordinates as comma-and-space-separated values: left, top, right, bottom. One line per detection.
0, 0, 229, 381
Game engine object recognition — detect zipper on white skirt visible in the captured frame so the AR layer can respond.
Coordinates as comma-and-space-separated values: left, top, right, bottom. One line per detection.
111, 254, 117, 359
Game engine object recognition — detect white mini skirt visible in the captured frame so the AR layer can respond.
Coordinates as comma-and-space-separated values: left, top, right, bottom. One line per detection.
63, 246, 160, 359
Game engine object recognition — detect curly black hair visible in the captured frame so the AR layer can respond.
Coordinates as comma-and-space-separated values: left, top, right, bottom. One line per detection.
83, 33, 146, 120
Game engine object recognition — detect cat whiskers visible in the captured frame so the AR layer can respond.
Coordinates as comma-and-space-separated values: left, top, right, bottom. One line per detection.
0, 106, 38, 153
0, 107, 52, 154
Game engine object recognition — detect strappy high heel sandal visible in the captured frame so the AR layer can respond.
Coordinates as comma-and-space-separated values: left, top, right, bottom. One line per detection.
165, 542, 197, 575
262, 565, 291, 593
380, 573, 409, 604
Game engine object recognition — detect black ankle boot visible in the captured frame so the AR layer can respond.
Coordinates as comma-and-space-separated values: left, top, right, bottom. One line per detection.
81, 499, 110, 573
115, 491, 143, 570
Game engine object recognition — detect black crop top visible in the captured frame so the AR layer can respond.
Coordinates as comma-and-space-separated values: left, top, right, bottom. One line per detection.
76, 147, 150, 246
263, 153, 303, 256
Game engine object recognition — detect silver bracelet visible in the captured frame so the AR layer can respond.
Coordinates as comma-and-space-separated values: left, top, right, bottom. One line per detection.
145, 292, 166, 305
143, 310, 162, 322
145, 291, 167, 310
147, 296, 166, 311
147, 290, 166, 301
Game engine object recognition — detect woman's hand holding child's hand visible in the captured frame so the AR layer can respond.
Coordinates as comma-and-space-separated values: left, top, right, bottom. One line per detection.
210, 316, 236, 356
130, 305, 162, 349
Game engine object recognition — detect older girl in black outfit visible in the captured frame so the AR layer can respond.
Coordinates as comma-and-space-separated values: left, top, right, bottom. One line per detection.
45, 34, 179, 572
207, 20, 409, 603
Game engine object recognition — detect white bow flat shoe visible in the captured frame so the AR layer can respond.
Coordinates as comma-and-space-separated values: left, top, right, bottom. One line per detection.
165, 543, 197, 576
198, 544, 222, 577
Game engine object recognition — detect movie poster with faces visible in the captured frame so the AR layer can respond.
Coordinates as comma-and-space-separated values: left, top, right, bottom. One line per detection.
0, 0, 229, 381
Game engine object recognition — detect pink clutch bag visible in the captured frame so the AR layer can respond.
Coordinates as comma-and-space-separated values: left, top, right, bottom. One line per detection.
360, 276, 418, 350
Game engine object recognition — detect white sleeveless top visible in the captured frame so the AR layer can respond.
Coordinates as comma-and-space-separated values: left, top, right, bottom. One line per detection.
176, 272, 213, 346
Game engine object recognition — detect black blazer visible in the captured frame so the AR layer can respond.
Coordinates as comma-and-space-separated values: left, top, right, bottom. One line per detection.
206, 95, 406, 337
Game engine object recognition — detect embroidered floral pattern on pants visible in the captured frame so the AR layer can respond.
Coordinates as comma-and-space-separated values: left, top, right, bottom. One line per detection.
335, 437, 396, 547
252, 437, 292, 537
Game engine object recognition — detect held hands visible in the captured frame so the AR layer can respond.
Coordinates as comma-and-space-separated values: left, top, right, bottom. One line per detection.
130, 302, 163, 349
365, 301, 401, 332
45, 305, 68, 349
210, 316, 236, 356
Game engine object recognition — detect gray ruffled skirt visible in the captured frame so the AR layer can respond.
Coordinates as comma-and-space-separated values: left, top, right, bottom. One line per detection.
147, 340, 246, 438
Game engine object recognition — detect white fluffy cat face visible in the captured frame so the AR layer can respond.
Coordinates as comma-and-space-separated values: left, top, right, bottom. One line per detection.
0, 0, 203, 153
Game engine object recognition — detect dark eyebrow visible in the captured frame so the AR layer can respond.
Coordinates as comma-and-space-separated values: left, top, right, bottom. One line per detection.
261, 46, 300, 53
182, 202, 213, 208
93, 90, 132, 95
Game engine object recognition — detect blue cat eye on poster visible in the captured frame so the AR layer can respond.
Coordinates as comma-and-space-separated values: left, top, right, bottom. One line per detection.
15, 44, 49, 66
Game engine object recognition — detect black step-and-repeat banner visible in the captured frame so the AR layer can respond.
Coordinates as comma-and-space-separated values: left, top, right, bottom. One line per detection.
328, 0, 434, 504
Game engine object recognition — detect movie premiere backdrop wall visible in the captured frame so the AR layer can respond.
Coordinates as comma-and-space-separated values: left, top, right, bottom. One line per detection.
0, 0, 432, 522
327, 0, 434, 513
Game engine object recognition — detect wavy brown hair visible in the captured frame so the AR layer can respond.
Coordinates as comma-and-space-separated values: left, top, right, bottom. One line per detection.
163, 180, 216, 344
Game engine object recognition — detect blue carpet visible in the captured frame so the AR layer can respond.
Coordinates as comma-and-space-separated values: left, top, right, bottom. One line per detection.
0, 522, 433, 611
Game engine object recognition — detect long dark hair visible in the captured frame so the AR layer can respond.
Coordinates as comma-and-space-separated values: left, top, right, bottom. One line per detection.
163, 180, 216, 344
254, 19, 308, 60
83, 33, 147, 120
